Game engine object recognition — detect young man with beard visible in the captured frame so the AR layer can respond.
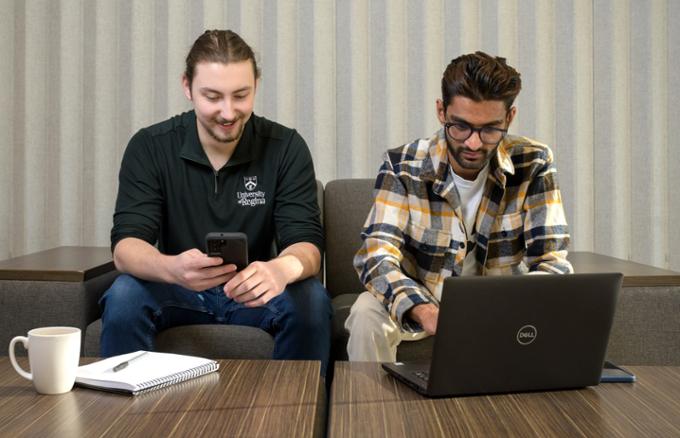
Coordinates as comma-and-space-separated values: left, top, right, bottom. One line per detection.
346, 52, 573, 362
101, 30, 332, 375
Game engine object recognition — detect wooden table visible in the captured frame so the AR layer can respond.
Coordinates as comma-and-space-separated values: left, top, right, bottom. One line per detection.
0, 358, 324, 437
329, 362, 680, 437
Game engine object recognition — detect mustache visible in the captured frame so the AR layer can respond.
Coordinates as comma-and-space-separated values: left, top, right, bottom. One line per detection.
457, 147, 486, 154
215, 116, 239, 124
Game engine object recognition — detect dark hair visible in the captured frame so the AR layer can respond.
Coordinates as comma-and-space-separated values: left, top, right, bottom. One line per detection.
441, 51, 521, 110
184, 30, 260, 88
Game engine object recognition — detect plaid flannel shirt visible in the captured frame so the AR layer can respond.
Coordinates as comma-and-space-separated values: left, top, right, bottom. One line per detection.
354, 129, 573, 331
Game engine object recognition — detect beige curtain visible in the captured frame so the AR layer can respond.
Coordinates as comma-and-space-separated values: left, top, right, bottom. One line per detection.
1, 0, 678, 271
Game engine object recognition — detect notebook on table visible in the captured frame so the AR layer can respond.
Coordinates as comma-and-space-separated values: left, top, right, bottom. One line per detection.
382, 272, 623, 398
76, 351, 219, 395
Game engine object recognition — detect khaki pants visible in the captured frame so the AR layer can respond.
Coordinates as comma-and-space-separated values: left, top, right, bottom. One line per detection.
345, 292, 429, 362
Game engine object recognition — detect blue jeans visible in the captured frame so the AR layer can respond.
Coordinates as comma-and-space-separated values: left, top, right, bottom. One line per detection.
99, 274, 332, 375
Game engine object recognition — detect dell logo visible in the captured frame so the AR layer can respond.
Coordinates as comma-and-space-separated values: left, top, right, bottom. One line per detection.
517, 325, 537, 345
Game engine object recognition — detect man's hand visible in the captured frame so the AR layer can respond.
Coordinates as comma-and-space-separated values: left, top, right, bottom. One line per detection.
223, 256, 297, 307
223, 242, 320, 308
407, 303, 439, 335
167, 248, 238, 291
113, 237, 236, 290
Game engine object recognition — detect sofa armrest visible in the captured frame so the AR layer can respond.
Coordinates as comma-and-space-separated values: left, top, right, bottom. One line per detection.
0, 246, 118, 356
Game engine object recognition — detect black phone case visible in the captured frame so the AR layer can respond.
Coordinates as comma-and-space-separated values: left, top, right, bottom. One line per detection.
205, 232, 248, 271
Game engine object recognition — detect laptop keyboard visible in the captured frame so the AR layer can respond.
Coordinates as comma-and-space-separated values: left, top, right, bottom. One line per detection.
413, 370, 429, 382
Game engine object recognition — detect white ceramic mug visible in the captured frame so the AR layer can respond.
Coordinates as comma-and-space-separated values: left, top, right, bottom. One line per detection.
9, 326, 81, 395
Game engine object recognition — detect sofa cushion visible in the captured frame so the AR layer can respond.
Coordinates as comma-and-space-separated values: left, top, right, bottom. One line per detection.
324, 179, 375, 297
155, 325, 274, 359
397, 337, 434, 362
84, 319, 274, 359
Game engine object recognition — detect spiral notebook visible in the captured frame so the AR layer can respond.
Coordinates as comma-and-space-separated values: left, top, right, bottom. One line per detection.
76, 351, 219, 395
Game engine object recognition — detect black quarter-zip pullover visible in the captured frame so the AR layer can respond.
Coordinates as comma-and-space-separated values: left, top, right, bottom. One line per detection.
111, 111, 323, 262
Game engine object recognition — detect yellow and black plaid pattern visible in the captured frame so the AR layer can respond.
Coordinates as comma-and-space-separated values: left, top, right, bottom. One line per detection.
354, 129, 573, 331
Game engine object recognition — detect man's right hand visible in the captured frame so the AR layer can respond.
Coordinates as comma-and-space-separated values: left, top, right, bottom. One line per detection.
113, 238, 236, 290
167, 248, 238, 291
407, 303, 439, 335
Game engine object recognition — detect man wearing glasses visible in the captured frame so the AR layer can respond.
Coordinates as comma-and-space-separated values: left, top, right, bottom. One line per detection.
346, 52, 573, 361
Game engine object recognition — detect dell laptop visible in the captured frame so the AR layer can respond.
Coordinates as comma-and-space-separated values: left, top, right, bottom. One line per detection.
382, 272, 623, 398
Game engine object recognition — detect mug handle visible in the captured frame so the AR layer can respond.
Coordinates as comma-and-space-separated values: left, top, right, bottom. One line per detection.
9, 336, 32, 380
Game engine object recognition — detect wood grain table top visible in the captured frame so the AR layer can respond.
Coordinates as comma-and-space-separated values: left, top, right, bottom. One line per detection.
0, 246, 115, 282
329, 362, 680, 437
0, 358, 324, 438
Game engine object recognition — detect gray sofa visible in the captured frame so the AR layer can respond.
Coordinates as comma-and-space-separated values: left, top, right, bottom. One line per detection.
81, 178, 433, 362
3, 179, 680, 366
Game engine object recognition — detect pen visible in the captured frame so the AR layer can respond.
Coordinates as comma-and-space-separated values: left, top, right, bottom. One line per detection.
113, 351, 149, 372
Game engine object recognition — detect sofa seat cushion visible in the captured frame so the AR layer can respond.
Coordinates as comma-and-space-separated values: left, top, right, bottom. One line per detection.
84, 319, 274, 359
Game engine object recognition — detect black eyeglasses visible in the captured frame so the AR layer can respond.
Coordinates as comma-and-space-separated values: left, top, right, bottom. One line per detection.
444, 121, 508, 145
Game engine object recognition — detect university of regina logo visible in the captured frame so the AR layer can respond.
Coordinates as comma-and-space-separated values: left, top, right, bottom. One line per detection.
516, 325, 537, 345
237, 176, 266, 207
244, 176, 257, 191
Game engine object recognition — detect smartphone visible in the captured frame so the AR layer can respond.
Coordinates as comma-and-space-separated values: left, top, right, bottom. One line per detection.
600, 361, 636, 383
205, 232, 248, 271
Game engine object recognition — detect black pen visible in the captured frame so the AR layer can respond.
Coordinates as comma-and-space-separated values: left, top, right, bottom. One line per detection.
113, 351, 149, 372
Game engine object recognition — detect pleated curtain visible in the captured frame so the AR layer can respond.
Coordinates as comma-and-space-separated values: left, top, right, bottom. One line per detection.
1, 0, 678, 271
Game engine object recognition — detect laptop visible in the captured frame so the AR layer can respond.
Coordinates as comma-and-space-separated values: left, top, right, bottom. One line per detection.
382, 272, 623, 398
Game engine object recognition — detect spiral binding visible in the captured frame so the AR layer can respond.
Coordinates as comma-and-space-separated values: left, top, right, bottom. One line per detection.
132, 361, 219, 395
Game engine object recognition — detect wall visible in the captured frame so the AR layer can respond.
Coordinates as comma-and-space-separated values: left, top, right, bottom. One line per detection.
1, 0, 678, 270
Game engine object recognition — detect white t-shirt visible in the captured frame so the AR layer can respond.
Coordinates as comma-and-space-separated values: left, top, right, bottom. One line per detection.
451, 164, 489, 275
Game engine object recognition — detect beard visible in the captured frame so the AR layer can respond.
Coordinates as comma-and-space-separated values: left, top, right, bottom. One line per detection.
448, 140, 497, 170
202, 115, 246, 145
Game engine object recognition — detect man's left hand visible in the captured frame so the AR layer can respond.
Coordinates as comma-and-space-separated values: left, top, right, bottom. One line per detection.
223, 257, 295, 307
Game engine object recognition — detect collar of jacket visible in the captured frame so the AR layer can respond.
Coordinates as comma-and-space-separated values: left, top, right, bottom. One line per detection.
180, 111, 259, 170
420, 128, 516, 196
